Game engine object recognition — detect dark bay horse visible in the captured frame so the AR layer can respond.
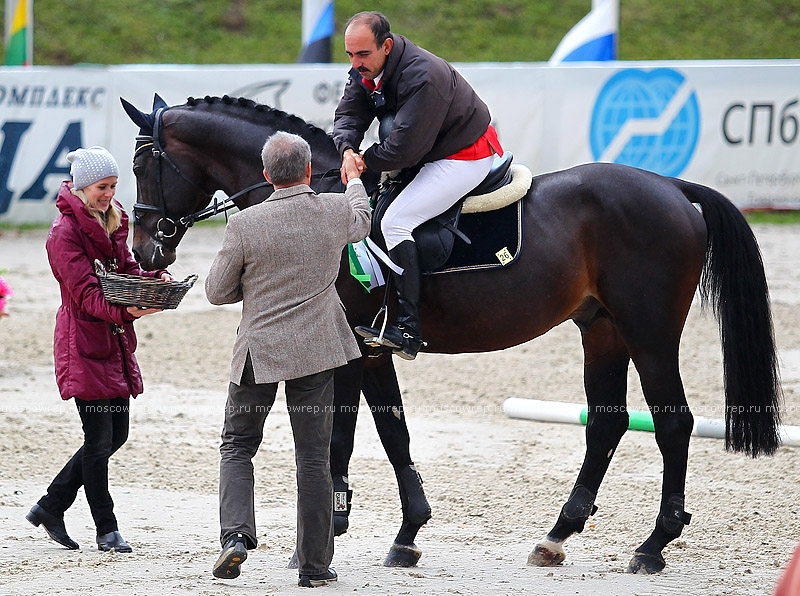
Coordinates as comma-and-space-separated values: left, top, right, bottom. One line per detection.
121, 94, 781, 574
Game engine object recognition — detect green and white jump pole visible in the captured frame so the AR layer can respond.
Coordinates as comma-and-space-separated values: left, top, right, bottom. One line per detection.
503, 398, 800, 447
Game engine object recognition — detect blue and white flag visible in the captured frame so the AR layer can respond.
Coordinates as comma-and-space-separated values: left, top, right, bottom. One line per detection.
298, 0, 334, 63
549, 0, 618, 64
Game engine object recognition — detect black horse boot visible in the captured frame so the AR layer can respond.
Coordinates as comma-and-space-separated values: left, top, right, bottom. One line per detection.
385, 464, 432, 567
397, 464, 432, 529
332, 474, 353, 536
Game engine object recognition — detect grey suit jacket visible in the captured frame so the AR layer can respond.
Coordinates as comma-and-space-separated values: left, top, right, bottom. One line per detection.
205, 181, 370, 384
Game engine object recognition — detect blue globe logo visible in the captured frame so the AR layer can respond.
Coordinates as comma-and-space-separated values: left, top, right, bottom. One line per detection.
590, 68, 700, 177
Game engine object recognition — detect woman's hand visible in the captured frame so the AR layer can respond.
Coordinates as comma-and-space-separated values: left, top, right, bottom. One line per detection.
126, 306, 163, 317
160, 272, 174, 282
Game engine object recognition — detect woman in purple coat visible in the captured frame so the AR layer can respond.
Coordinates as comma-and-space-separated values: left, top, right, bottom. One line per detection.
26, 146, 169, 553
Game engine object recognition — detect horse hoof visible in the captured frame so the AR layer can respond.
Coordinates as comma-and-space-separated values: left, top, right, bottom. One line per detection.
384, 542, 422, 567
627, 552, 666, 574
333, 515, 349, 537
527, 540, 566, 566
287, 550, 299, 569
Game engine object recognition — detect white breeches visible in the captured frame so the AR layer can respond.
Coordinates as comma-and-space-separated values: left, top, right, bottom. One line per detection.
381, 156, 494, 251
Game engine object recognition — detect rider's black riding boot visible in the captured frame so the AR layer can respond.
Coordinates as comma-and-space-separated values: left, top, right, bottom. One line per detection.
355, 240, 425, 360
385, 240, 425, 360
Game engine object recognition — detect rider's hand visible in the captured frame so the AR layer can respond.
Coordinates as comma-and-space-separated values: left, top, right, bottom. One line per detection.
342, 152, 363, 184
341, 149, 366, 184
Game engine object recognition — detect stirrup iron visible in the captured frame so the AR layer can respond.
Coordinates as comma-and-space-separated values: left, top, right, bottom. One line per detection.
359, 305, 391, 347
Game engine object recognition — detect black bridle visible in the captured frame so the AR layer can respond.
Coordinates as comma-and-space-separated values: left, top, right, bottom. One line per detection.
132, 107, 218, 251
132, 107, 341, 251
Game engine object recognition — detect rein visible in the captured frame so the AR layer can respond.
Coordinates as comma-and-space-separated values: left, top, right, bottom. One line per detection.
132, 106, 341, 246
178, 169, 341, 228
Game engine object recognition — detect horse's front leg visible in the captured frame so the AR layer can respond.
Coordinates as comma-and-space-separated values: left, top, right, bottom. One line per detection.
361, 354, 432, 567
530, 321, 631, 567
329, 356, 366, 536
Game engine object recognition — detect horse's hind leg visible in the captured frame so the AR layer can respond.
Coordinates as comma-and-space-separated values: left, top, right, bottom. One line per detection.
529, 318, 631, 566
625, 344, 693, 574
361, 356, 432, 567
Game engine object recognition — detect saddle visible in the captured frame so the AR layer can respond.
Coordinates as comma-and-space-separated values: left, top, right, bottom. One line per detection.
370, 151, 528, 273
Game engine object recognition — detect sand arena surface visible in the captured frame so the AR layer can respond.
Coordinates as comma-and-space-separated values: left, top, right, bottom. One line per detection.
0, 223, 798, 595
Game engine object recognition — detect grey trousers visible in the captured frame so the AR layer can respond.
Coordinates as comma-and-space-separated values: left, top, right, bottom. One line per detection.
219, 354, 335, 575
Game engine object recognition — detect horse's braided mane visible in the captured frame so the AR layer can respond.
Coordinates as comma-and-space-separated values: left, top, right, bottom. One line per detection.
184, 95, 334, 148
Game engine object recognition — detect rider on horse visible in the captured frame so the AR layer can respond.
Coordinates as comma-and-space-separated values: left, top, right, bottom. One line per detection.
333, 11, 503, 360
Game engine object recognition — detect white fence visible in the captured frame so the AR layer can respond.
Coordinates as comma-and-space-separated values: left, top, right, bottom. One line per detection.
1, 60, 799, 223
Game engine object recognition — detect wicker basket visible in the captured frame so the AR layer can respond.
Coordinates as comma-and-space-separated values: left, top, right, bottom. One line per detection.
94, 260, 198, 309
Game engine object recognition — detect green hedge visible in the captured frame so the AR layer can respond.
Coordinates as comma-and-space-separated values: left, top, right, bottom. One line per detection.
2, 0, 798, 65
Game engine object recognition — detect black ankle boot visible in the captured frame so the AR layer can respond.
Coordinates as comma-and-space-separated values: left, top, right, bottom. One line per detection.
96, 530, 132, 553
26, 504, 79, 550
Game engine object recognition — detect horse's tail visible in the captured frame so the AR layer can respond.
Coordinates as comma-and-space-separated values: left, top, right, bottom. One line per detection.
672, 179, 781, 456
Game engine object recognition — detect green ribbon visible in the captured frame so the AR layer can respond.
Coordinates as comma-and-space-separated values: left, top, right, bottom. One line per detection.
347, 242, 372, 292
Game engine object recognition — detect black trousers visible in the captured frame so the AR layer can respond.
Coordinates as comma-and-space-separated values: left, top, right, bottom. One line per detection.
219, 354, 335, 576
38, 397, 130, 536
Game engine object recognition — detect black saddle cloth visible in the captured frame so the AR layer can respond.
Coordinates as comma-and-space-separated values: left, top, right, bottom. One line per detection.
370, 160, 524, 275
432, 199, 523, 275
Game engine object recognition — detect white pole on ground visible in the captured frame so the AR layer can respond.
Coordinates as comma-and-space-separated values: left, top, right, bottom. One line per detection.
502, 398, 800, 448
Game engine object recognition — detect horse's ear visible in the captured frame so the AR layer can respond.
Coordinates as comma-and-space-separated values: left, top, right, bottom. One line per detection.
153, 93, 168, 110
120, 97, 155, 133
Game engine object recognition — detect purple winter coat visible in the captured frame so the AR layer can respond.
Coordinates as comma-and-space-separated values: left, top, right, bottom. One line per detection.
46, 181, 165, 401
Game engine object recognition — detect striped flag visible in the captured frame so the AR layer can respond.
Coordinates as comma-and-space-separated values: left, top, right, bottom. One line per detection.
4, 0, 32, 65
549, 0, 618, 64
298, 0, 333, 63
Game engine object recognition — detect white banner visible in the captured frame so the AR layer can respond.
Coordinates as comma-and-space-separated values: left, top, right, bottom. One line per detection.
1, 60, 799, 223
536, 61, 800, 210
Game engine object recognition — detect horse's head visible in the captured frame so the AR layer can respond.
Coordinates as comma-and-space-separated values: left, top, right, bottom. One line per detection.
121, 94, 365, 270
120, 94, 216, 270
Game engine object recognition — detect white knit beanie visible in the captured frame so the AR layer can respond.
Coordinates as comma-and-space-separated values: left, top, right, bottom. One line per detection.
66, 146, 119, 190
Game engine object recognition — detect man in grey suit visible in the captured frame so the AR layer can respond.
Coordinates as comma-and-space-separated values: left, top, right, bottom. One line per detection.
206, 131, 370, 588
